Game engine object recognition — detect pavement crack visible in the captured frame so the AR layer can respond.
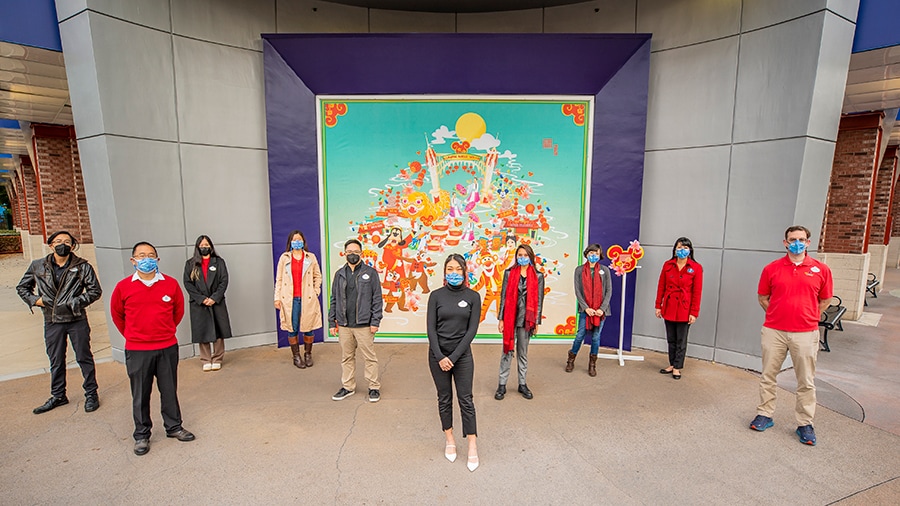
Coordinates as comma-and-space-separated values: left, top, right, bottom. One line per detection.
334, 402, 363, 505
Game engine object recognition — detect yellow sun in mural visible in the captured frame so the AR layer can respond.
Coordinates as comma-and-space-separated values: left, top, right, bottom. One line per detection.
455, 112, 486, 143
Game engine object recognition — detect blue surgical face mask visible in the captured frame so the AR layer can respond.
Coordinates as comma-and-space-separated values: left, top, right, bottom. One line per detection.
517, 256, 531, 267
675, 248, 690, 259
291, 240, 304, 250
586, 253, 600, 264
788, 240, 806, 255
135, 257, 158, 274
445, 272, 464, 286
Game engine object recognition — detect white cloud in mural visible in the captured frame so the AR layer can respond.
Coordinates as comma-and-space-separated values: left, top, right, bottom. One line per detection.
471, 133, 500, 150
497, 149, 517, 160
431, 125, 456, 144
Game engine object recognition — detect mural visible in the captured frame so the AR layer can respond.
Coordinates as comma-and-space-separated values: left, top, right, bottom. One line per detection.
320, 98, 592, 339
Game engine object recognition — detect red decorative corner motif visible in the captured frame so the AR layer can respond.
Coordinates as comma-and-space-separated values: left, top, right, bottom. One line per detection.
561, 103, 586, 126
325, 103, 348, 127
555, 315, 577, 335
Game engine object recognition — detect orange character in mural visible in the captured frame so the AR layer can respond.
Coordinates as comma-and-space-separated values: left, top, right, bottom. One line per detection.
406, 249, 436, 294
399, 190, 450, 227
472, 252, 505, 322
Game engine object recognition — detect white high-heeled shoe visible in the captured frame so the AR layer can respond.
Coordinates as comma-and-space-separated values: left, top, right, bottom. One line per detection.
467, 454, 479, 472
445, 444, 457, 463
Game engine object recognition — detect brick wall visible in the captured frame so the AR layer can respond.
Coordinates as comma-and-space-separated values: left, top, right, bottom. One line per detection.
893, 152, 900, 238
820, 113, 882, 254
32, 124, 93, 243
20, 159, 43, 236
871, 146, 897, 245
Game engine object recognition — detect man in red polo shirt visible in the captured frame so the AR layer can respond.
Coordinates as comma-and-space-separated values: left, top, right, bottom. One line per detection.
750, 226, 832, 446
110, 241, 195, 456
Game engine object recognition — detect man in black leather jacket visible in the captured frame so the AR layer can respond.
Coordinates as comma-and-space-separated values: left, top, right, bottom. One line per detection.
16, 231, 103, 414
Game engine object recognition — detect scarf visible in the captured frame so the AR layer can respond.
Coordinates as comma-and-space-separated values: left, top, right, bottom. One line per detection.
502, 266, 539, 353
582, 262, 604, 330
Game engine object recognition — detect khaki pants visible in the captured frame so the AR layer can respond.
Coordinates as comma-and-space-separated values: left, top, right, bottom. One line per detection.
198, 338, 225, 365
338, 327, 380, 391
757, 326, 819, 426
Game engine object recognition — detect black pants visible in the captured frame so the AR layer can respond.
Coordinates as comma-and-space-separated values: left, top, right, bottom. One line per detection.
428, 351, 477, 437
44, 319, 97, 398
125, 345, 184, 440
664, 320, 691, 369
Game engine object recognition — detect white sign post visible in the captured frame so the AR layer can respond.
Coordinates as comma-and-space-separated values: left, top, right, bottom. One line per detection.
597, 265, 644, 366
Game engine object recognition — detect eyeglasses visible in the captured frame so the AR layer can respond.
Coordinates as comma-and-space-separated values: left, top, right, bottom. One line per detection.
133, 253, 158, 259
51, 239, 73, 246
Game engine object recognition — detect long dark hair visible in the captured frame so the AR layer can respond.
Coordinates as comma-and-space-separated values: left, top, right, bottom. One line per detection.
190, 235, 218, 281
515, 244, 537, 268
671, 237, 696, 261
443, 253, 469, 287
285, 230, 309, 253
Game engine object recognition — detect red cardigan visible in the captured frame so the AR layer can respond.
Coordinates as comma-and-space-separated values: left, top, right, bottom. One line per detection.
110, 274, 185, 350
655, 258, 703, 322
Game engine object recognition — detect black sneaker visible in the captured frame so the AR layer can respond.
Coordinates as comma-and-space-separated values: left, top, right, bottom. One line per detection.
33, 396, 69, 414
368, 389, 381, 403
134, 439, 150, 456
84, 394, 99, 412
332, 388, 355, 401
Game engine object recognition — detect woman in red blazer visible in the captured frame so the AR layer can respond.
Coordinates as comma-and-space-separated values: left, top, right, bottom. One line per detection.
655, 237, 703, 380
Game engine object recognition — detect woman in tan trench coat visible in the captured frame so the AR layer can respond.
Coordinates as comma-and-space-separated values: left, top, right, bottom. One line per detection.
274, 230, 323, 368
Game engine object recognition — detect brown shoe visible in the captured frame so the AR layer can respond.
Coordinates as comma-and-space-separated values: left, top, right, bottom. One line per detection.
565, 351, 576, 373
588, 354, 598, 377
290, 343, 305, 369
303, 336, 314, 367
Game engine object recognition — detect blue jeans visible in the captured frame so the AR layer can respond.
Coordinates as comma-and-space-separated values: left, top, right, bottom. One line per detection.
288, 297, 314, 338
570, 311, 604, 355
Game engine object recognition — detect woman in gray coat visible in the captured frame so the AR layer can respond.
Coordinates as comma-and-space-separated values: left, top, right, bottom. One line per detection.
183, 235, 233, 371
565, 243, 612, 377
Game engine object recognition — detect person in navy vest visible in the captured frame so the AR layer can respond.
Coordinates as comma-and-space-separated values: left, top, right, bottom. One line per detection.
655, 237, 703, 380
183, 235, 233, 371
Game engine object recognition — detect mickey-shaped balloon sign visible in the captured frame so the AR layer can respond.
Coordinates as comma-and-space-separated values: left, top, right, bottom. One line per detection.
606, 240, 644, 276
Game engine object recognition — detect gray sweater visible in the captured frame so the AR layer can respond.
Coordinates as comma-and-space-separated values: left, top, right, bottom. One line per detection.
574, 263, 612, 316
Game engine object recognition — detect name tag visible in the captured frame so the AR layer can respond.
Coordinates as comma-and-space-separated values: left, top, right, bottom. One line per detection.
458, 300, 468, 308
69, 268, 78, 272
162, 295, 172, 302
362, 274, 370, 280
810, 266, 820, 273
209, 266, 216, 271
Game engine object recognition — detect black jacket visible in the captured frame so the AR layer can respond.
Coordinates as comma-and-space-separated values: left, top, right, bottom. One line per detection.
16, 253, 102, 323
183, 256, 233, 343
328, 263, 383, 328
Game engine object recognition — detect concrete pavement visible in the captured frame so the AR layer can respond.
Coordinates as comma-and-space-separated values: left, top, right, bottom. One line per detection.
1, 252, 899, 504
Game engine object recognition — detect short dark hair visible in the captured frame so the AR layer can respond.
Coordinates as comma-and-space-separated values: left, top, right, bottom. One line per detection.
344, 239, 363, 251
583, 243, 604, 260
47, 230, 78, 250
285, 230, 308, 253
784, 225, 811, 240
671, 237, 695, 261
131, 241, 157, 256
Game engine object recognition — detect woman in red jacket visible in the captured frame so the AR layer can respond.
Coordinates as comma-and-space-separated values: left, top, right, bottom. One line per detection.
655, 237, 703, 380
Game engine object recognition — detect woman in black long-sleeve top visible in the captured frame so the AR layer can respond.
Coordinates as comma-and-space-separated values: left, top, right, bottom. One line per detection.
427, 253, 482, 472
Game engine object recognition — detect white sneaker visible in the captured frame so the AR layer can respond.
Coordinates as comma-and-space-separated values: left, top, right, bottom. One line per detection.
202, 363, 212, 372
211, 363, 221, 371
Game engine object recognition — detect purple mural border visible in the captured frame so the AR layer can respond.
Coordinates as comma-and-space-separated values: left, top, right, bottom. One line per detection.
262, 34, 650, 349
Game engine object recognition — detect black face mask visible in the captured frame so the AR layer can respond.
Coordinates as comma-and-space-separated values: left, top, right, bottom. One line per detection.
346, 253, 361, 265
54, 244, 72, 257
199, 247, 212, 256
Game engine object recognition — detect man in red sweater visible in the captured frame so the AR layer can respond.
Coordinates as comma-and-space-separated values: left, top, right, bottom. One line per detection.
110, 241, 195, 456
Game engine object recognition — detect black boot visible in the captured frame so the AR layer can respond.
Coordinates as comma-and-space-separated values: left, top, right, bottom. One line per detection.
494, 384, 506, 400
518, 384, 533, 399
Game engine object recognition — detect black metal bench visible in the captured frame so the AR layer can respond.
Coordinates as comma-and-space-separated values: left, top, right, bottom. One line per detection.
819, 295, 846, 352
864, 273, 879, 306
